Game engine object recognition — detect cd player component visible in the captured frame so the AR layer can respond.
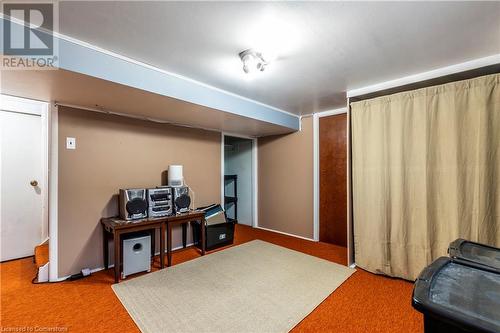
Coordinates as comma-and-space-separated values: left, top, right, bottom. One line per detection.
147, 188, 173, 218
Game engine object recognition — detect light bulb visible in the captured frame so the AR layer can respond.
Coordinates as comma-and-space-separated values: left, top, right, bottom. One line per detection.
239, 49, 268, 75
242, 54, 258, 74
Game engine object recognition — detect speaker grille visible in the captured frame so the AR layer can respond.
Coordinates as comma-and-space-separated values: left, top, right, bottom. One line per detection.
126, 197, 147, 215
175, 194, 191, 209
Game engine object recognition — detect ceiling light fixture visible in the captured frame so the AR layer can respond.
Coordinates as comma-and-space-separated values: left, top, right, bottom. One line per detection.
239, 49, 268, 74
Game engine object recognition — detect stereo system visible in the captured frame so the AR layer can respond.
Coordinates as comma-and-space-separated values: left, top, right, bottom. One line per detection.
118, 165, 193, 220
120, 186, 191, 220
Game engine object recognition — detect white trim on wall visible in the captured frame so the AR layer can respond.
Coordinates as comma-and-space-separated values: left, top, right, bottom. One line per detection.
221, 132, 258, 228
312, 107, 348, 242
315, 108, 348, 118
40, 102, 49, 242
347, 54, 500, 98
252, 138, 259, 228
313, 114, 319, 241
48, 105, 59, 281
346, 99, 354, 267
1, 94, 46, 116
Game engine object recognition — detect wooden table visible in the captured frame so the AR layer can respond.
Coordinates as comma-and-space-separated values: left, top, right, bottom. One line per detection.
164, 211, 206, 267
101, 210, 206, 283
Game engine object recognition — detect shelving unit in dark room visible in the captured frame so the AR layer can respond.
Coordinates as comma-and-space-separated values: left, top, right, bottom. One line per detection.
224, 174, 238, 224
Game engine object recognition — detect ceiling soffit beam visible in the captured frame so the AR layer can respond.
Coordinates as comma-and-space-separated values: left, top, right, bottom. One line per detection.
0, 17, 300, 131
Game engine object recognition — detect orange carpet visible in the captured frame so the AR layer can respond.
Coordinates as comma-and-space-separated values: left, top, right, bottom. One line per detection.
0, 225, 422, 332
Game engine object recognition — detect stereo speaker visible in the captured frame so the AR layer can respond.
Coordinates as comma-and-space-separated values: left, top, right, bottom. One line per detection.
119, 188, 147, 220
172, 186, 191, 214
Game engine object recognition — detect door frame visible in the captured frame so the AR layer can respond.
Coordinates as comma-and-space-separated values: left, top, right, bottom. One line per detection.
221, 132, 258, 228
0, 94, 50, 258
312, 107, 347, 243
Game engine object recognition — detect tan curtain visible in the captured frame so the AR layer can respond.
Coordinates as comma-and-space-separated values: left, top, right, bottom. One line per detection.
351, 73, 500, 280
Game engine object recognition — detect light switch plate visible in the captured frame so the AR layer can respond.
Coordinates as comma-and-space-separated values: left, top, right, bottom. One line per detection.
66, 137, 76, 150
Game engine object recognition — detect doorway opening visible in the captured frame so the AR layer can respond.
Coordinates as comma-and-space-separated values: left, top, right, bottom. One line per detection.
222, 135, 256, 227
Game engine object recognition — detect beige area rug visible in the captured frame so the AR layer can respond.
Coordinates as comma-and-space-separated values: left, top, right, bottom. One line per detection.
112, 240, 355, 333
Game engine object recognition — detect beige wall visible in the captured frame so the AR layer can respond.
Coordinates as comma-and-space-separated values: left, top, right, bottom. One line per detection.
258, 116, 314, 239
58, 107, 221, 277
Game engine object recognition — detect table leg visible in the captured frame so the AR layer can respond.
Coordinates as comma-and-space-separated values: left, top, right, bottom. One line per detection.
182, 223, 187, 248
114, 231, 120, 283
103, 228, 109, 270
167, 222, 172, 267
160, 223, 165, 269
149, 228, 156, 263
201, 218, 206, 256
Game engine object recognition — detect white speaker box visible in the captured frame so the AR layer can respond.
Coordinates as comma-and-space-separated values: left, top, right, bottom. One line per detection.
122, 235, 151, 279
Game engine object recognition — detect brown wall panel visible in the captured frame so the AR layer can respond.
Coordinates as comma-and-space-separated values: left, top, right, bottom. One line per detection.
58, 107, 220, 277
258, 117, 313, 239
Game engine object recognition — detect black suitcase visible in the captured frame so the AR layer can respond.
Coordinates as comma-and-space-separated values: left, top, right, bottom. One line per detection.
193, 204, 234, 251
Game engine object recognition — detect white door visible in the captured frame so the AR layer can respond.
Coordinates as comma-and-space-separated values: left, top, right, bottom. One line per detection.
0, 107, 43, 261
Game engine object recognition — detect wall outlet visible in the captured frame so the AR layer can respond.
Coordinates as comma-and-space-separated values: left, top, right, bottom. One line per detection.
66, 137, 76, 150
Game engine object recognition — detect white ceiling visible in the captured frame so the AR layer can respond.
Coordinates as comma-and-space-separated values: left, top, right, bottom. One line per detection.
58, 1, 500, 115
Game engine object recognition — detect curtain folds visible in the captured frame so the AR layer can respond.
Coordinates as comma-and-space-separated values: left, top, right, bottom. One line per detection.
351, 73, 500, 280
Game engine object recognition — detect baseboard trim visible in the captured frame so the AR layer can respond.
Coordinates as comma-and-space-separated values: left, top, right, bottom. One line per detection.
52, 275, 71, 282
254, 226, 316, 242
